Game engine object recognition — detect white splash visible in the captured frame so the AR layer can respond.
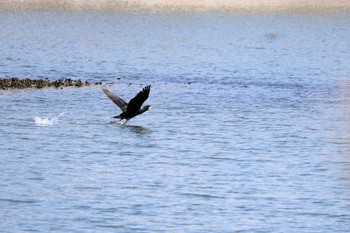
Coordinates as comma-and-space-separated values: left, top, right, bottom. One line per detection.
34, 112, 64, 126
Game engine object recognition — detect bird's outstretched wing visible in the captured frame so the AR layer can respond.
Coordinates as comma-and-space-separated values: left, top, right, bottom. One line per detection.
102, 87, 128, 112
127, 85, 151, 113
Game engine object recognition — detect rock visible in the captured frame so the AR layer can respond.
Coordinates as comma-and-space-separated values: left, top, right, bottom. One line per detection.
0, 77, 106, 89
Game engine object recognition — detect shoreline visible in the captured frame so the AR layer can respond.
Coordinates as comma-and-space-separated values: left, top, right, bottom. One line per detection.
0, 0, 350, 13
0, 77, 104, 89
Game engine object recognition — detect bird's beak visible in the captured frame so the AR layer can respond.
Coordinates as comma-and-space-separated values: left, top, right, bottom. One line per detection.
149, 106, 153, 110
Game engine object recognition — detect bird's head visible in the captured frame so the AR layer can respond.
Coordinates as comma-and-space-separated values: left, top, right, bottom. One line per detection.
138, 105, 152, 114
143, 105, 152, 111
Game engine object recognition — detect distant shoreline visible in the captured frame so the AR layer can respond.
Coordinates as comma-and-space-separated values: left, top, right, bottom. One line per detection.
1, 0, 349, 13
0, 77, 103, 89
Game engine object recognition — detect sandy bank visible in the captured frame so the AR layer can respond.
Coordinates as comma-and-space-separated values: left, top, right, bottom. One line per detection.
1, 0, 350, 12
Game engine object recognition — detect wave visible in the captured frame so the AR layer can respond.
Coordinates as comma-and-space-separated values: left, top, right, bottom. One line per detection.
1, 0, 349, 13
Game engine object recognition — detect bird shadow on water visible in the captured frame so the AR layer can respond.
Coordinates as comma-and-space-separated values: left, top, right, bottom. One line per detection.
109, 121, 153, 135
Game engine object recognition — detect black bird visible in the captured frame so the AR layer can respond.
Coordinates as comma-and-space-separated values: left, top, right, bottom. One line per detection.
103, 85, 152, 124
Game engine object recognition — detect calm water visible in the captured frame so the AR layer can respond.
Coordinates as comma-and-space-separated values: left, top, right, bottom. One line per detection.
1, 11, 350, 232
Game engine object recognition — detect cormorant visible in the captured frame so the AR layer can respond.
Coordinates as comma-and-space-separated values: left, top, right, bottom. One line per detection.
103, 85, 152, 124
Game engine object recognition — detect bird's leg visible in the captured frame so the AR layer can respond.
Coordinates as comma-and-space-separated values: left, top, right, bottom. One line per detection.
122, 119, 128, 125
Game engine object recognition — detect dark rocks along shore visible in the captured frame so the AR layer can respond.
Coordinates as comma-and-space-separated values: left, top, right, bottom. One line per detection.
0, 77, 103, 89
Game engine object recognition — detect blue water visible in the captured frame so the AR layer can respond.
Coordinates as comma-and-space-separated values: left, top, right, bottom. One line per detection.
1, 11, 350, 232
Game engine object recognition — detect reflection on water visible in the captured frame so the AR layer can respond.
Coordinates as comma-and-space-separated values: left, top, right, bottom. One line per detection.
110, 121, 153, 135
126, 125, 153, 135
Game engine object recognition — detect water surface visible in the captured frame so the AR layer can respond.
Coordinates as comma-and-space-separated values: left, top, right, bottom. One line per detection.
1, 11, 350, 232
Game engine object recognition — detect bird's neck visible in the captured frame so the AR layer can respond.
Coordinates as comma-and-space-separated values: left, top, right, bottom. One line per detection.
137, 106, 149, 115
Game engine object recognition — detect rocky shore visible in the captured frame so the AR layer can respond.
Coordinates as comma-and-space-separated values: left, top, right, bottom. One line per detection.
0, 77, 103, 89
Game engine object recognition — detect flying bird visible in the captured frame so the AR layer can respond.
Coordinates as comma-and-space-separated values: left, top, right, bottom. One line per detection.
102, 85, 152, 124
